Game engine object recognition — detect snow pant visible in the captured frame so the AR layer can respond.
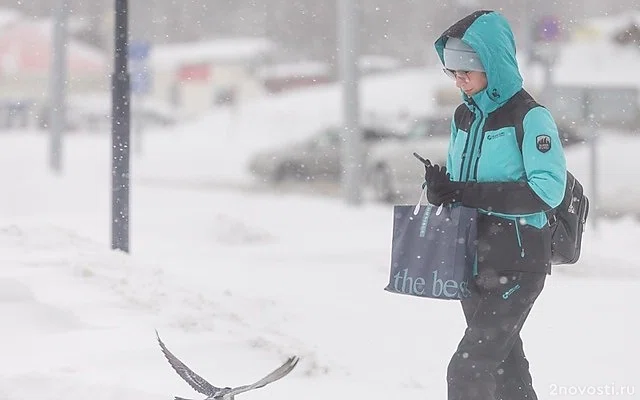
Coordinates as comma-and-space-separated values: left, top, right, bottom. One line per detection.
447, 270, 547, 400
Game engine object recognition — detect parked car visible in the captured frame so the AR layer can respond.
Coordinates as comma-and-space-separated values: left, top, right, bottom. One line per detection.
364, 112, 587, 203
364, 112, 451, 202
248, 125, 403, 183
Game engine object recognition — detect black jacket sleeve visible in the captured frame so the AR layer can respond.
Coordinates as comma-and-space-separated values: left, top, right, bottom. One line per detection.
460, 181, 553, 214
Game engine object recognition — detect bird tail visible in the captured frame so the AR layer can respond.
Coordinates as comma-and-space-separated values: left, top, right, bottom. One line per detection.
174, 397, 195, 400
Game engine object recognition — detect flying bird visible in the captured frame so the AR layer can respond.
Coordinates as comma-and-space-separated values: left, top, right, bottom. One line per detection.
155, 330, 299, 400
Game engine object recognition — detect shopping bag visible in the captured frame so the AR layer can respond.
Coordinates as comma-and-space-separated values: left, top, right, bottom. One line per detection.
384, 190, 478, 300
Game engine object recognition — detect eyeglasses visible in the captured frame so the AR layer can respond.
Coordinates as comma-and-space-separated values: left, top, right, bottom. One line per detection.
443, 68, 470, 82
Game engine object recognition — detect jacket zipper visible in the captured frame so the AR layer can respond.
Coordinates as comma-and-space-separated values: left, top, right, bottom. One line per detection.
470, 118, 486, 181
464, 102, 484, 181
457, 110, 476, 181
514, 222, 525, 257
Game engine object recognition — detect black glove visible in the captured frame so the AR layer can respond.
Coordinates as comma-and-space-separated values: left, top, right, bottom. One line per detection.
422, 163, 465, 206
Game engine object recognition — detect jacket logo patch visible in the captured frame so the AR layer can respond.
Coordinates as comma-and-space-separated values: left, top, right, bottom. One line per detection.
486, 131, 505, 140
536, 134, 551, 153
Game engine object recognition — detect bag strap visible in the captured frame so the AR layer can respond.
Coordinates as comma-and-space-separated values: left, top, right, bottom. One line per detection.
413, 187, 427, 215
513, 95, 540, 152
413, 187, 444, 216
511, 93, 557, 223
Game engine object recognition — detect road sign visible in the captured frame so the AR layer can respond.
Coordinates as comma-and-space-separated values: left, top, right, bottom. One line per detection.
131, 65, 152, 95
129, 40, 150, 61
129, 40, 152, 95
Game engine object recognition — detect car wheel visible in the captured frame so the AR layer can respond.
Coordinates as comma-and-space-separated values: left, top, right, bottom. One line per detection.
370, 164, 395, 202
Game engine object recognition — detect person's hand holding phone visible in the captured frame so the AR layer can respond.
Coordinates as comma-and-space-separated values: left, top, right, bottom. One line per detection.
413, 152, 436, 186
413, 152, 431, 168
413, 152, 462, 206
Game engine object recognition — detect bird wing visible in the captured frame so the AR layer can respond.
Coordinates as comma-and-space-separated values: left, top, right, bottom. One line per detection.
156, 330, 221, 397
227, 355, 299, 396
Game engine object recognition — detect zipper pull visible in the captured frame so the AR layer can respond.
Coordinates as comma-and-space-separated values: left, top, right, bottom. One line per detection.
465, 96, 475, 109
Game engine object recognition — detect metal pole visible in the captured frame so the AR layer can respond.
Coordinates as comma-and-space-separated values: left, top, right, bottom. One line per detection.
112, 0, 131, 252
49, 0, 68, 173
338, 0, 362, 205
523, 0, 533, 65
588, 110, 598, 230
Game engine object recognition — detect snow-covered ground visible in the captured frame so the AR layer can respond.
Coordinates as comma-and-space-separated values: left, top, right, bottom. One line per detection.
1, 68, 638, 400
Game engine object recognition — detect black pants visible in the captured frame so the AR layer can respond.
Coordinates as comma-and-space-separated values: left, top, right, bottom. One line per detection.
447, 270, 546, 400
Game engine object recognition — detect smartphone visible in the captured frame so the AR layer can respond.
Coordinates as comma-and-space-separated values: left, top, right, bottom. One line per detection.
412, 152, 431, 167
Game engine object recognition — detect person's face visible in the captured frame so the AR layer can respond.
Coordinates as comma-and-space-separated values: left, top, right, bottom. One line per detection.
443, 69, 488, 96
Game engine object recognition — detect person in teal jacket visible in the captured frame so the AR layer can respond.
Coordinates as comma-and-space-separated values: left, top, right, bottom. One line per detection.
421, 10, 567, 400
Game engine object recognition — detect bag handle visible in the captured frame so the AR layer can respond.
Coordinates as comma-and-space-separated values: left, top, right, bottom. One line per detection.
413, 187, 444, 216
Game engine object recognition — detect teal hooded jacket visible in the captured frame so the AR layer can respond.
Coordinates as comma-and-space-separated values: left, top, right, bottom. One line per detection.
434, 11, 567, 231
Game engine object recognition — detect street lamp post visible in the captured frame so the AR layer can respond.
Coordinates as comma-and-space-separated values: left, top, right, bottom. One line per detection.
111, 0, 131, 252
338, 0, 362, 205
49, 0, 68, 173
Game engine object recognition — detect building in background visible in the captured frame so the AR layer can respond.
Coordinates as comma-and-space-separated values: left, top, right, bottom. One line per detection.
148, 37, 276, 116
3, 2, 640, 130
536, 12, 640, 131
257, 55, 400, 94
0, 8, 108, 129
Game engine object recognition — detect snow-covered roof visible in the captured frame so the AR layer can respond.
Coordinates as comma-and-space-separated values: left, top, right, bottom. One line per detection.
256, 61, 331, 80
150, 37, 276, 70
536, 11, 640, 90
577, 11, 640, 39
256, 56, 402, 80
552, 38, 640, 88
